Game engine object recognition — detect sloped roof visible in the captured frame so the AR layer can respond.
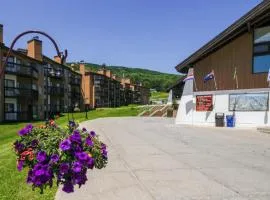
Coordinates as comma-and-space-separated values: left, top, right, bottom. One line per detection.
175, 0, 270, 73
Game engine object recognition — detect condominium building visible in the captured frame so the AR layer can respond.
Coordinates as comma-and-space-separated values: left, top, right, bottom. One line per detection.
80, 63, 149, 109
0, 25, 82, 122
0, 24, 149, 122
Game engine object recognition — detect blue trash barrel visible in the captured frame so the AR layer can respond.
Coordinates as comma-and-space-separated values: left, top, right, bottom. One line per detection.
226, 115, 235, 127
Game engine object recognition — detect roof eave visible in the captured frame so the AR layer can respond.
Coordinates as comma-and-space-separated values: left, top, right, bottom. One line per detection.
174, 0, 270, 73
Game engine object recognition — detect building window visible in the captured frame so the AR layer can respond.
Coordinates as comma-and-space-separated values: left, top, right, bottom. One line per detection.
4, 79, 15, 87
5, 103, 15, 112
253, 26, 270, 73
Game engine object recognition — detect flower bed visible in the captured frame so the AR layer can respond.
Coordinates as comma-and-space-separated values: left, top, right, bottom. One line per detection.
13, 120, 108, 193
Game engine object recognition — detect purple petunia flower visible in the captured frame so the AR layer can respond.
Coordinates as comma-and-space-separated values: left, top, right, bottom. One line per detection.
18, 128, 28, 136
34, 168, 45, 176
50, 154, 59, 163
27, 169, 33, 184
17, 160, 24, 171
82, 127, 87, 132
17, 124, 33, 136
101, 143, 106, 149
60, 139, 71, 151
29, 163, 53, 187
86, 157, 94, 169
72, 161, 82, 173
31, 139, 38, 147
37, 151, 47, 163
60, 163, 69, 174
62, 181, 74, 193
69, 121, 76, 128
85, 136, 93, 147
102, 149, 108, 159
14, 141, 24, 152
73, 173, 87, 185
70, 130, 82, 144
26, 124, 33, 132
75, 152, 89, 162
73, 145, 83, 152
90, 131, 96, 137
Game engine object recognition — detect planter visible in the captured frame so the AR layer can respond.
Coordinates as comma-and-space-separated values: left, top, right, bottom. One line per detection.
14, 120, 108, 193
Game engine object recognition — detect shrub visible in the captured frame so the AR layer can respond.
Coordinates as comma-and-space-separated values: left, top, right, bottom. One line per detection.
13, 120, 108, 194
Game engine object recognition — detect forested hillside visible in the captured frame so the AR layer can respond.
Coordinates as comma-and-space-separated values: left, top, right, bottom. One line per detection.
69, 62, 181, 92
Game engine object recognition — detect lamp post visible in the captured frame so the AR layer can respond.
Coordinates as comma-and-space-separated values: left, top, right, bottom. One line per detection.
45, 65, 55, 121
85, 98, 88, 119
46, 66, 49, 121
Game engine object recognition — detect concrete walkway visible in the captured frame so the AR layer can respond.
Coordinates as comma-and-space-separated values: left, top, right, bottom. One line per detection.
56, 117, 270, 200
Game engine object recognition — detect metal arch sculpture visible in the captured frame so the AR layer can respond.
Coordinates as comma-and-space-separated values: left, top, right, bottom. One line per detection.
0, 30, 68, 78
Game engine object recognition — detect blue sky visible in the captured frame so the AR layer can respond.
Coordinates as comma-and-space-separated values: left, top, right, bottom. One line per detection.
1, 0, 262, 74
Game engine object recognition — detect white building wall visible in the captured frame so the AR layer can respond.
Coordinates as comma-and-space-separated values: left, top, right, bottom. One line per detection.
176, 68, 270, 128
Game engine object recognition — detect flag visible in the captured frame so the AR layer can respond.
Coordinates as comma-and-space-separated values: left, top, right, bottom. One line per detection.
204, 70, 215, 83
267, 68, 270, 82
183, 74, 194, 82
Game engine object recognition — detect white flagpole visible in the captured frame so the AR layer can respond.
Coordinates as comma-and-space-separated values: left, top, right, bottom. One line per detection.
213, 70, 217, 90
268, 68, 270, 87
236, 74, 239, 89
234, 67, 239, 89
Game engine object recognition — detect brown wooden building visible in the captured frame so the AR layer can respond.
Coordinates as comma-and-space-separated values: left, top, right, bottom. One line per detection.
176, 1, 270, 92
175, 1, 270, 127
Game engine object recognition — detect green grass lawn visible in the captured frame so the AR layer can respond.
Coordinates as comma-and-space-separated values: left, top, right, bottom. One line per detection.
0, 106, 141, 200
150, 91, 169, 101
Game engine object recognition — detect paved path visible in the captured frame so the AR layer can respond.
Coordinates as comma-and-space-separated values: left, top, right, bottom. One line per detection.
56, 117, 270, 200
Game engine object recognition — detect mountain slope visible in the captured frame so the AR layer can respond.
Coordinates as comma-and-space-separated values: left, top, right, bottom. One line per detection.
69, 62, 181, 91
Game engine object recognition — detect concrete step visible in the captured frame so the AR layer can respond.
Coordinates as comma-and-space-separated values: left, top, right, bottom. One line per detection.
257, 126, 270, 134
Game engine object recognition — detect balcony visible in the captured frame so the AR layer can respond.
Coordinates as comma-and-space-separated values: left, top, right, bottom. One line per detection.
69, 78, 81, 85
5, 62, 38, 79
46, 86, 64, 96
4, 111, 31, 121
45, 69, 64, 79
5, 86, 38, 98
44, 104, 65, 113
71, 91, 81, 98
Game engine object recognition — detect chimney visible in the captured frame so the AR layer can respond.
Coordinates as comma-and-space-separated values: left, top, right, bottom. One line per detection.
79, 62, 85, 75
97, 69, 106, 75
112, 74, 116, 79
27, 36, 42, 61
0, 24, 3, 44
106, 70, 112, 78
123, 78, 130, 84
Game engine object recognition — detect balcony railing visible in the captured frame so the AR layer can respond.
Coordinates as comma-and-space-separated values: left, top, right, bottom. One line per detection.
5, 62, 38, 79
44, 104, 65, 113
45, 86, 64, 96
69, 78, 81, 85
4, 86, 38, 98
4, 111, 30, 121
71, 91, 81, 97
45, 69, 64, 79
